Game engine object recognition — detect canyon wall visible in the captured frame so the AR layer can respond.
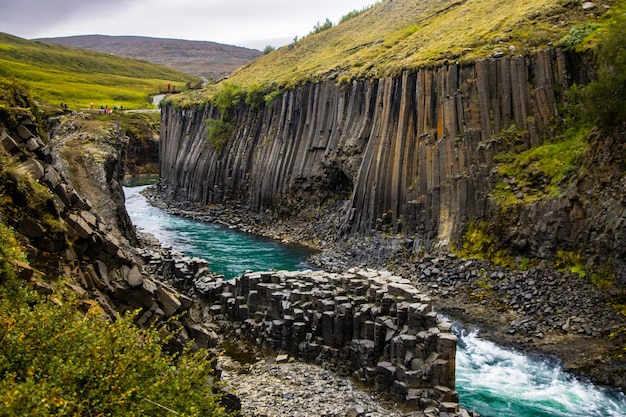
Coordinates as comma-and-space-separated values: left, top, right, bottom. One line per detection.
159, 48, 602, 258
0, 112, 219, 352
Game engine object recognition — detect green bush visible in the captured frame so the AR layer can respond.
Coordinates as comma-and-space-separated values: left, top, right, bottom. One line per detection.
245, 83, 266, 110
339, 2, 381, 24
557, 23, 598, 49
0, 278, 231, 417
580, 10, 626, 127
206, 118, 233, 151
264, 89, 283, 106
309, 18, 334, 35
262, 45, 276, 55
1, 210, 230, 416
210, 82, 245, 119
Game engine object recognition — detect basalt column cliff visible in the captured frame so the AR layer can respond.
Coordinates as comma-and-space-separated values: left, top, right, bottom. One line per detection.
160, 48, 585, 249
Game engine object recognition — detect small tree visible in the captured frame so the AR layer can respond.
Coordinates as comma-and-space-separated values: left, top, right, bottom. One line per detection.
310, 18, 334, 35
263, 45, 276, 55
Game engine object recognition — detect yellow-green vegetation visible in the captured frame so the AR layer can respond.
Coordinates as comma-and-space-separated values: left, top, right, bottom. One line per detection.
206, 118, 234, 151
0, 78, 38, 131
181, 0, 612, 94
0, 91, 56, 233
554, 249, 618, 289
0, 78, 229, 415
554, 249, 588, 277
0, 32, 199, 110
0, 223, 27, 283
492, 126, 589, 205
454, 221, 515, 269
553, 250, 626, 318
198, 82, 283, 150
98, 111, 161, 174
0, 81, 65, 234
575, 5, 626, 127
464, 2, 626, 273
455, 221, 540, 271
339, 2, 382, 24
0, 158, 232, 417
0, 276, 230, 416
203, 82, 244, 150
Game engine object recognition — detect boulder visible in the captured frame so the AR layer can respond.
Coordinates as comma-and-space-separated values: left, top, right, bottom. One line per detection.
124, 264, 144, 287
156, 284, 182, 317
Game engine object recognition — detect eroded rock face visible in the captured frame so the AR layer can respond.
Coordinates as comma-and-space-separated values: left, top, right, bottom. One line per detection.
159, 49, 599, 251
0, 113, 217, 352
161, 49, 573, 232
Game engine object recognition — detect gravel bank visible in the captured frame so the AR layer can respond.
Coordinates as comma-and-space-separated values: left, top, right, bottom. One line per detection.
220, 356, 406, 417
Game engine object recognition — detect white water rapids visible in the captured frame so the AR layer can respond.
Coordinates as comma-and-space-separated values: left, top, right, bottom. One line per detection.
456, 328, 626, 416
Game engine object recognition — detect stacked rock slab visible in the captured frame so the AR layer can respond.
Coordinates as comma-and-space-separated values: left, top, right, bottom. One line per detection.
197, 267, 461, 414
0, 114, 216, 351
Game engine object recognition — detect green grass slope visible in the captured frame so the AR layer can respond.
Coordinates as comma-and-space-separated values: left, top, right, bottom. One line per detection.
221, 0, 616, 89
0, 33, 199, 110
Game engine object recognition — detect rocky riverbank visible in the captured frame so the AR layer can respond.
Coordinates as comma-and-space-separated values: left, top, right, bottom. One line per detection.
219, 355, 407, 417
134, 225, 468, 415
142, 186, 626, 394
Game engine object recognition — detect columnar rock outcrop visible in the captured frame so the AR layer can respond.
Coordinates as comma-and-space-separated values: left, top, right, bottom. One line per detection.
159, 48, 585, 252
191, 267, 461, 413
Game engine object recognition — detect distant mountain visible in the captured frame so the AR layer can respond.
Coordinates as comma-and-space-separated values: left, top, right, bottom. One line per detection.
36, 35, 262, 81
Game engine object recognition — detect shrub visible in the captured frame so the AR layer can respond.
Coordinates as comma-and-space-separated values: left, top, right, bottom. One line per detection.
581, 11, 626, 128
0, 278, 231, 417
245, 83, 266, 110
210, 82, 245, 119
206, 118, 233, 151
339, 2, 381, 24
263, 45, 275, 55
309, 18, 334, 35
264, 89, 283, 106
557, 23, 598, 49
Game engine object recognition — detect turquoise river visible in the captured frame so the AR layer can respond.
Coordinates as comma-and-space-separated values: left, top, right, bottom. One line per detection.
124, 185, 626, 417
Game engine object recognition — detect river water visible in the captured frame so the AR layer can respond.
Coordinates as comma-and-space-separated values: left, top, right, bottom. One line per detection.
124, 185, 313, 278
124, 185, 626, 416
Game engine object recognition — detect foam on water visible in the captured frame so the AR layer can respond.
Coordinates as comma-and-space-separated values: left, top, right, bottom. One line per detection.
456, 328, 626, 417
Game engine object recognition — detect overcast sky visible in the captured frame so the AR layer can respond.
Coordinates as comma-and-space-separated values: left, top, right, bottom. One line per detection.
0, 0, 378, 50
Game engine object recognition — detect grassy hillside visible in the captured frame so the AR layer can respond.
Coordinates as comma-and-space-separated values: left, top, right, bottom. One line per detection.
0, 33, 199, 110
208, 0, 617, 91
